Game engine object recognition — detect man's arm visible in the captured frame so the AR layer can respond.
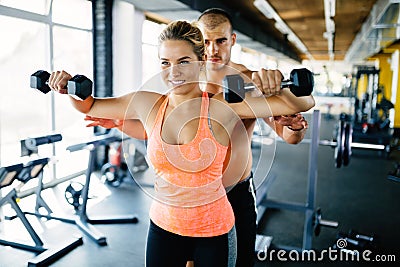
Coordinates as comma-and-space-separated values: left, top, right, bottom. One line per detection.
251, 68, 309, 144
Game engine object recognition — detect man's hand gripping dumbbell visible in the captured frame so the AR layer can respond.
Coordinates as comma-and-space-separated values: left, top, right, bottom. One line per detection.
223, 68, 314, 103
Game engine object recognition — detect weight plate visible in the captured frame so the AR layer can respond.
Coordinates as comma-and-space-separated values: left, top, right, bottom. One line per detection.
100, 163, 121, 187
313, 208, 322, 236
343, 122, 352, 166
334, 120, 345, 168
64, 182, 84, 210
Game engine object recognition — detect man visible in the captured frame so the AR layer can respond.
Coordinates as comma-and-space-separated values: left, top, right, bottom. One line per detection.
87, 8, 309, 267
195, 9, 307, 267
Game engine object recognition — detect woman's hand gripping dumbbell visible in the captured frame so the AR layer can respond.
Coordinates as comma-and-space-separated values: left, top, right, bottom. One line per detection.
30, 70, 92, 100
223, 68, 314, 103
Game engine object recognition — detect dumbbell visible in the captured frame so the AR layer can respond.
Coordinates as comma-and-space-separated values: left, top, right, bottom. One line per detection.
30, 70, 92, 100
335, 230, 375, 250
223, 68, 314, 103
347, 229, 374, 243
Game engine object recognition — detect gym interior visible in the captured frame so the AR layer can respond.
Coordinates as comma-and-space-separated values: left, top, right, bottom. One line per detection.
1, 0, 400, 266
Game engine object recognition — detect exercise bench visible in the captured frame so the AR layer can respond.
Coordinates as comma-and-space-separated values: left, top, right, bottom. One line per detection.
0, 161, 83, 267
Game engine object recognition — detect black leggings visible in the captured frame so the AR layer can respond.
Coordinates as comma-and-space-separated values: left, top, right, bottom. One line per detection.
184, 175, 257, 267
227, 175, 257, 267
146, 220, 235, 267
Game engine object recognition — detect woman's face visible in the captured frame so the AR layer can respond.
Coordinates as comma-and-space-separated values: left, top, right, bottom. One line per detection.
159, 40, 203, 93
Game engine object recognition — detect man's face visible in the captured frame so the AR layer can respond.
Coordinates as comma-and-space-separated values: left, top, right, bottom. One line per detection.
198, 21, 236, 71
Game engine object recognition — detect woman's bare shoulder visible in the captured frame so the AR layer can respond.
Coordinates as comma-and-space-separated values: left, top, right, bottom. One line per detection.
208, 93, 235, 116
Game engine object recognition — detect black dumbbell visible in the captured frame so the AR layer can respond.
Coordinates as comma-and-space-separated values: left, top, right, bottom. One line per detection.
30, 70, 93, 100
223, 68, 314, 103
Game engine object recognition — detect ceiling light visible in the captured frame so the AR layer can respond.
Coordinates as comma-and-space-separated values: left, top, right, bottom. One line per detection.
274, 21, 289, 34
254, 0, 275, 19
326, 0, 336, 17
324, 0, 336, 60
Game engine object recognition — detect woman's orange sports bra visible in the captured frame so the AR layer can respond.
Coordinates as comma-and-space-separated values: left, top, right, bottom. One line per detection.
147, 91, 234, 237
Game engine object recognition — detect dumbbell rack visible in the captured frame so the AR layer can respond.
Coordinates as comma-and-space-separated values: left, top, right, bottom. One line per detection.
259, 110, 338, 251
0, 162, 83, 267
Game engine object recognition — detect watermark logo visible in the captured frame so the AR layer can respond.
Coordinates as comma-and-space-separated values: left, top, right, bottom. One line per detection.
336, 238, 347, 249
257, 242, 396, 263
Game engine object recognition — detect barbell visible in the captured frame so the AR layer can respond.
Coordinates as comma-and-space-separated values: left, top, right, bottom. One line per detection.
299, 113, 389, 168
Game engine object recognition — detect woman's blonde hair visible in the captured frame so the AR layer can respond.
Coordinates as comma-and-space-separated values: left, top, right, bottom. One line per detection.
158, 20, 205, 61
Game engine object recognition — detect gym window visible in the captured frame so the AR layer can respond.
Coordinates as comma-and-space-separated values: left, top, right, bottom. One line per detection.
0, 1, 93, 182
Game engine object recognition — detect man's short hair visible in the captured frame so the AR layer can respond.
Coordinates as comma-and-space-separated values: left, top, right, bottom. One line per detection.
198, 8, 233, 33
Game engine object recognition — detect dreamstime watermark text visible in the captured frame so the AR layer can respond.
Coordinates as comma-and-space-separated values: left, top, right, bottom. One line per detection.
257, 239, 396, 262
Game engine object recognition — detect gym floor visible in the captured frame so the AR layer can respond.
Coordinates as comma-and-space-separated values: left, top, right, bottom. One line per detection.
1, 112, 400, 267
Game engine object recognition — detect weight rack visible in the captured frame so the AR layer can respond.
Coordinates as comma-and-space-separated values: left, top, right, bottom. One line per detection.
258, 110, 338, 251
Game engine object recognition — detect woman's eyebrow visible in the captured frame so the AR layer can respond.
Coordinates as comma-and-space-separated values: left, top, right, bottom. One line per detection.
159, 56, 192, 61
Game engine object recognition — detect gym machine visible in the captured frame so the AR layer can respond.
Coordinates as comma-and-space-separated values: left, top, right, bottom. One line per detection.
100, 132, 149, 188
7, 157, 59, 221
349, 66, 393, 156
295, 113, 390, 168
15, 134, 77, 218
256, 110, 338, 252
17, 133, 138, 246
20, 133, 62, 157
64, 133, 139, 246
0, 161, 83, 267
297, 66, 395, 169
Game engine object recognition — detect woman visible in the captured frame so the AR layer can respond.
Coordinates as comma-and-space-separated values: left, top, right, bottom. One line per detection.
48, 21, 314, 267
